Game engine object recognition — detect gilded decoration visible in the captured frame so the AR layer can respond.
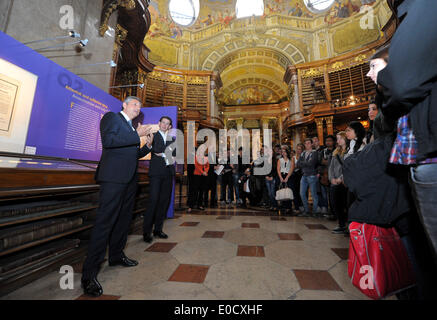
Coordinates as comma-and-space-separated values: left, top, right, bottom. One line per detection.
225, 85, 279, 106
99, 0, 138, 37
115, 24, 128, 46
301, 68, 323, 78
141, 0, 385, 106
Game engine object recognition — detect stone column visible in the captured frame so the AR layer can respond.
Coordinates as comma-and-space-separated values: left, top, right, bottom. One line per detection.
325, 116, 334, 136
236, 118, 244, 148
210, 79, 217, 118
261, 117, 271, 146
287, 66, 300, 120
315, 118, 325, 146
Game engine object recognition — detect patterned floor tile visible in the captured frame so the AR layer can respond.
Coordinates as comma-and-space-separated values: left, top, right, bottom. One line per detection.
241, 223, 260, 228
168, 264, 210, 283
305, 224, 328, 230
216, 216, 232, 220
293, 269, 342, 291
270, 217, 287, 221
145, 242, 178, 253
237, 245, 265, 257
202, 231, 225, 238
180, 222, 200, 227
331, 248, 349, 260
278, 233, 303, 241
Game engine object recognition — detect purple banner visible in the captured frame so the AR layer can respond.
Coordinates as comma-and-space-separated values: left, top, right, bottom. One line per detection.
0, 31, 121, 161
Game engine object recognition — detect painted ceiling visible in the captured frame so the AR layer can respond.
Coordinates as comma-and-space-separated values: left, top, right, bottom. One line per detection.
144, 0, 388, 106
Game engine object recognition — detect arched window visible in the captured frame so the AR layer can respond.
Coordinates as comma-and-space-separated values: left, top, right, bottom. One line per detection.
236, 0, 264, 19
169, 0, 200, 26
303, 0, 335, 14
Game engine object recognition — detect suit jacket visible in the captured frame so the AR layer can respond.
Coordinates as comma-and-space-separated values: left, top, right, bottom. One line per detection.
95, 112, 151, 183
149, 131, 176, 177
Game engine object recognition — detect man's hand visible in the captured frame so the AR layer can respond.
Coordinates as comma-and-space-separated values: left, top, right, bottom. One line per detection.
136, 124, 152, 137
145, 132, 154, 148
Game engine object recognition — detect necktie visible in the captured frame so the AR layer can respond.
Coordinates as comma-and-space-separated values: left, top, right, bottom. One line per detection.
128, 120, 134, 130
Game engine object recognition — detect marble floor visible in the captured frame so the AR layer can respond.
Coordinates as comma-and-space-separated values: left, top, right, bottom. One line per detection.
1, 205, 375, 300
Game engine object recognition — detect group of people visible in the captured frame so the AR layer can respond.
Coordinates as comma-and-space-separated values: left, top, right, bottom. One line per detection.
185, 124, 368, 238
341, 0, 437, 299
79, 0, 436, 300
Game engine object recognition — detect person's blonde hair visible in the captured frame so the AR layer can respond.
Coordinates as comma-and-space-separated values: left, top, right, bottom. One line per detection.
333, 131, 347, 157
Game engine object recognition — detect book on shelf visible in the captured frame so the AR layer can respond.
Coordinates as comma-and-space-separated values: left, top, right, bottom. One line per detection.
0, 201, 78, 219
0, 217, 83, 251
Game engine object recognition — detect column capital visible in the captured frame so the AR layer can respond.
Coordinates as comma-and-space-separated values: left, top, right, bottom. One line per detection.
324, 116, 333, 125
314, 117, 324, 126
235, 117, 244, 127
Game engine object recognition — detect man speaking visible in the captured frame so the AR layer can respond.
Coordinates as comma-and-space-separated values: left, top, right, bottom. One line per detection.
81, 96, 153, 297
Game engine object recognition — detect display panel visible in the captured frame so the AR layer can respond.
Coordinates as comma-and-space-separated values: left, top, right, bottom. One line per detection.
0, 31, 121, 161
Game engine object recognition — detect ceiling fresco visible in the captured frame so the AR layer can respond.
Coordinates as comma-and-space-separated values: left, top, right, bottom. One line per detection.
143, 0, 388, 106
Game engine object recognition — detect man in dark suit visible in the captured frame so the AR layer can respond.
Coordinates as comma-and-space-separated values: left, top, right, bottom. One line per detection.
81, 96, 153, 297
143, 116, 176, 243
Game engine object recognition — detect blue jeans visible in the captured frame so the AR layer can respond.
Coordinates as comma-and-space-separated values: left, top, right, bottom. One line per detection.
265, 177, 277, 208
300, 175, 319, 213
409, 163, 437, 263
318, 183, 329, 208
233, 173, 241, 201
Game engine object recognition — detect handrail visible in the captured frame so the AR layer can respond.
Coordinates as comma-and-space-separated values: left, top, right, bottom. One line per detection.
181, 108, 225, 129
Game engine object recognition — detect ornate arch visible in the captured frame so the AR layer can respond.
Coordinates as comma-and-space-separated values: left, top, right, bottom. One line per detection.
201, 37, 306, 72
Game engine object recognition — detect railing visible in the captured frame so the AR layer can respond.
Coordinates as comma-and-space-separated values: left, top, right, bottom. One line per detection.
329, 93, 374, 109
181, 108, 225, 129
283, 92, 373, 129
189, 14, 313, 42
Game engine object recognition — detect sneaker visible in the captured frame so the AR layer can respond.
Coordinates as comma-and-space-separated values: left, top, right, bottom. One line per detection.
332, 226, 346, 234
299, 206, 304, 212
220, 200, 226, 205
321, 207, 328, 214
315, 207, 322, 214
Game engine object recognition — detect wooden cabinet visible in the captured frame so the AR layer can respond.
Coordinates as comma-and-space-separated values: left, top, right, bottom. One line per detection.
0, 153, 149, 297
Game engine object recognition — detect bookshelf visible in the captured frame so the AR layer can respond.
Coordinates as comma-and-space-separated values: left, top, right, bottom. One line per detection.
0, 153, 150, 297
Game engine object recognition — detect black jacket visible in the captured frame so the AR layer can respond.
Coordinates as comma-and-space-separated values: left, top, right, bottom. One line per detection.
343, 135, 413, 226
96, 112, 151, 183
149, 131, 176, 177
239, 174, 256, 194
377, 0, 437, 161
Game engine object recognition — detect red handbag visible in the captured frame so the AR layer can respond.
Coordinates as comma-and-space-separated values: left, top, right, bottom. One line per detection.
347, 222, 416, 299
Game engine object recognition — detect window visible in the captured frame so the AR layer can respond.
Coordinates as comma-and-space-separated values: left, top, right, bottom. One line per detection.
303, 0, 335, 14
169, 0, 200, 26
236, 0, 264, 19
